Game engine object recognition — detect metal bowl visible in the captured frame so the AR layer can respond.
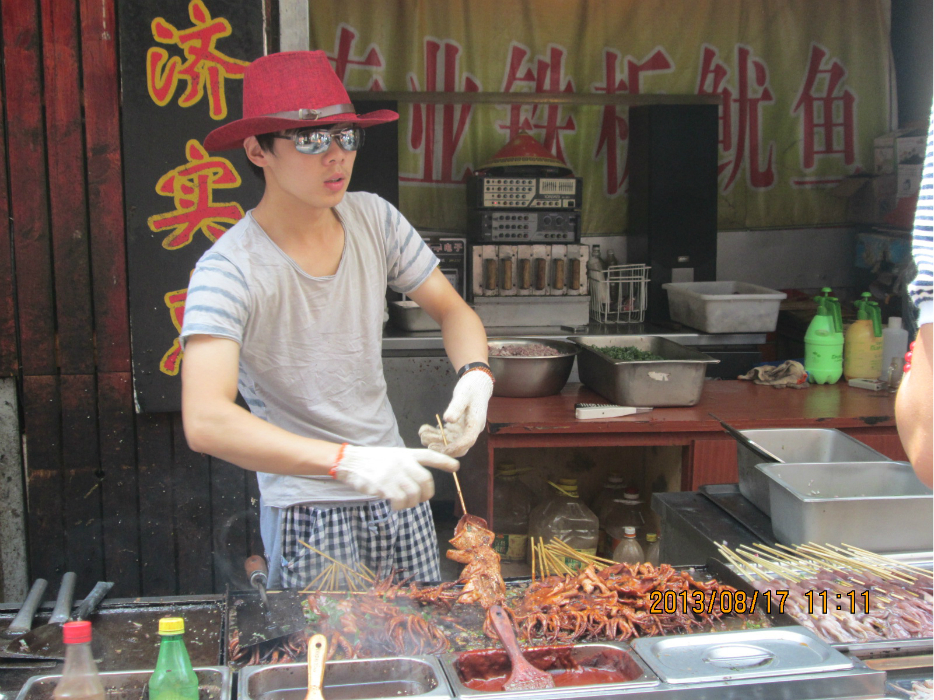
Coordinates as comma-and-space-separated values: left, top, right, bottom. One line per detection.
488, 338, 579, 398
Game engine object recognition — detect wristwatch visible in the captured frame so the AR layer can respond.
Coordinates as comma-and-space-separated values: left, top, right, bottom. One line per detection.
457, 361, 492, 379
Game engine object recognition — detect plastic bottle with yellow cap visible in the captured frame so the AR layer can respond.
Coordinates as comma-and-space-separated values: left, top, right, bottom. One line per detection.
150, 617, 199, 700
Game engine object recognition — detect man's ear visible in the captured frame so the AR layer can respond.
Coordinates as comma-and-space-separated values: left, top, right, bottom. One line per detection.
244, 135, 269, 169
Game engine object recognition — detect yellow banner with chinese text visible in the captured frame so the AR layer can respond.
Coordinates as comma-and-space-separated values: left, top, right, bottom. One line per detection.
307, 0, 892, 233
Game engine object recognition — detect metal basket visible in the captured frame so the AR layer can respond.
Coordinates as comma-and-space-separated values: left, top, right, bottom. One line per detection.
589, 264, 649, 324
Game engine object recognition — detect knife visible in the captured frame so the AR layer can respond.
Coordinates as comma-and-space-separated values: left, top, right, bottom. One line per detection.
3, 580, 112, 660
0, 579, 48, 641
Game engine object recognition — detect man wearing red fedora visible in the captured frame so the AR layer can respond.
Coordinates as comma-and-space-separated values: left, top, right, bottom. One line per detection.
179, 51, 493, 587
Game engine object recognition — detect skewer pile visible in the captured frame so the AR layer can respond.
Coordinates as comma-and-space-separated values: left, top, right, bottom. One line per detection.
299, 540, 377, 592
717, 541, 933, 643
530, 537, 617, 578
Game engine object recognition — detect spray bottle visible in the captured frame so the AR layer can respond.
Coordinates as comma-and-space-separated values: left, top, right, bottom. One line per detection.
804, 288, 844, 384
843, 292, 883, 380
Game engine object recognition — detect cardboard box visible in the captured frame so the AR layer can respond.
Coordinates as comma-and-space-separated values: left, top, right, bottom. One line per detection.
874, 145, 895, 174
896, 162, 923, 198
831, 173, 897, 224
873, 128, 926, 174
896, 135, 926, 164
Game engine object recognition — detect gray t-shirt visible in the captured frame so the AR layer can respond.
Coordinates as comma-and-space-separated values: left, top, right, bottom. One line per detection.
180, 192, 439, 507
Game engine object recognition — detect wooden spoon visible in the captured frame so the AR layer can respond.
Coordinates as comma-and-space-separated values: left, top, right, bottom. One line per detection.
305, 634, 328, 700
488, 605, 555, 691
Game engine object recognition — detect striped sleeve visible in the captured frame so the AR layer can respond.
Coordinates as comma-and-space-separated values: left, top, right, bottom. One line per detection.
909, 104, 934, 326
179, 252, 251, 349
382, 198, 439, 294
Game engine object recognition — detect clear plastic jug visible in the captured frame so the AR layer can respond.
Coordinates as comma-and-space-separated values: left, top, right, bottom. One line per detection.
528, 478, 599, 568
492, 464, 534, 562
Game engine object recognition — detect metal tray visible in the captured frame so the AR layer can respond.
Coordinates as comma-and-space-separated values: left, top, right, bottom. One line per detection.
697, 484, 777, 543
758, 461, 933, 552
438, 642, 659, 699
238, 656, 452, 700
15, 667, 230, 700
388, 301, 440, 332
569, 335, 718, 407
706, 557, 934, 660
630, 626, 853, 684
735, 428, 889, 515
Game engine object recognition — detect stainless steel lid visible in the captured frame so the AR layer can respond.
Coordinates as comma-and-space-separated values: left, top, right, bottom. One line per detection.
630, 626, 854, 684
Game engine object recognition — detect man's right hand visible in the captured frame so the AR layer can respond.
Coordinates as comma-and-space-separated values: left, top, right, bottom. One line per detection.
332, 445, 460, 510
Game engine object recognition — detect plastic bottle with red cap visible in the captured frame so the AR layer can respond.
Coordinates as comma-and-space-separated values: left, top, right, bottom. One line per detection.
53, 621, 105, 700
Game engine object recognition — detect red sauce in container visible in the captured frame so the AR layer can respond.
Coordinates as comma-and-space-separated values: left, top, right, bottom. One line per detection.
463, 667, 631, 691
456, 646, 641, 692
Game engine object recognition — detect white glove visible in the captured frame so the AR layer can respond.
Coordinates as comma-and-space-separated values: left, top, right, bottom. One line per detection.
332, 445, 459, 511
419, 370, 494, 457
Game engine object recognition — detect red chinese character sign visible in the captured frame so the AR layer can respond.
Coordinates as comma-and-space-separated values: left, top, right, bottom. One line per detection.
306, 0, 891, 233
120, 0, 264, 412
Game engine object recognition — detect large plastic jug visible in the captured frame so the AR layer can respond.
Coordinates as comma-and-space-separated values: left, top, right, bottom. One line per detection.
491, 464, 533, 562
843, 292, 883, 380
527, 478, 599, 569
805, 288, 843, 384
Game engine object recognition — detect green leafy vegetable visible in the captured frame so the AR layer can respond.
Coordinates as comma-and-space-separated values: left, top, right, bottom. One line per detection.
593, 345, 664, 361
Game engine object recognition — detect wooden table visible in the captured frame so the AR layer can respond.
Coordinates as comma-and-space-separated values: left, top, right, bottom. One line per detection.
461, 380, 908, 525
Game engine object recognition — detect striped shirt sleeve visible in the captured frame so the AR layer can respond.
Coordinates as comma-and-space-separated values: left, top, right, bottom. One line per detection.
382, 198, 439, 294
909, 103, 934, 326
179, 252, 251, 349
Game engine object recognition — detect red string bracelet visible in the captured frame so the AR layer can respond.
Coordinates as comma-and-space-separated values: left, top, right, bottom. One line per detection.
328, 442, 349, 478
904, 340, 916, 374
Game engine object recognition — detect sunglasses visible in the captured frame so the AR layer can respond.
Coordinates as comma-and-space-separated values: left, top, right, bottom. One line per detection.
274, 126, 365, 155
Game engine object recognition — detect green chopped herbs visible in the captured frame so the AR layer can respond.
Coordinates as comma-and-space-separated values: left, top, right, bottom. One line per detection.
593, 345, 664, 361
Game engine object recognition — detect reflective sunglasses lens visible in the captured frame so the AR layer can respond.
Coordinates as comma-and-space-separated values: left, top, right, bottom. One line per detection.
293, 130, 330, 154
337, 128, 364, 151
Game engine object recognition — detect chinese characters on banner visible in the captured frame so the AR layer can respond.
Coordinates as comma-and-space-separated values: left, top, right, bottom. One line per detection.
308, 0, 889, 232
120, 0, 264, 411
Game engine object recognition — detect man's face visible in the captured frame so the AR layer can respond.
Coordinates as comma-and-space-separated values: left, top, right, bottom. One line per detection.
247, 123, 359, 209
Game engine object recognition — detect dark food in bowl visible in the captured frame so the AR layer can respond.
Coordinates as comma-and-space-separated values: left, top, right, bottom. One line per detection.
489, 343, 562, 357
487, 339, 579, 397
593, 345, 664, 361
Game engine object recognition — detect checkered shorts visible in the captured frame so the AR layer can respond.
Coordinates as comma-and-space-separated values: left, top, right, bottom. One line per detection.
279, 500, 441, 589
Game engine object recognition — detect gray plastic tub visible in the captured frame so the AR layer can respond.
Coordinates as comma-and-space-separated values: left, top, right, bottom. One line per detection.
758, 461, 933, 552
663, 281, 787, 333
570, 335, 718, 407
736, 428, 890, 515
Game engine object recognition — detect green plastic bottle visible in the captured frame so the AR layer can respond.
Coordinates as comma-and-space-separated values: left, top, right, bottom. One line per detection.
149, 618, 199, 700
843, 292, 883, 380
805, 288, 843, 384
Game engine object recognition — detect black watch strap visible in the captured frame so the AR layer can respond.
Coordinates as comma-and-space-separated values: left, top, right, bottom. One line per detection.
457, 361, 492, 379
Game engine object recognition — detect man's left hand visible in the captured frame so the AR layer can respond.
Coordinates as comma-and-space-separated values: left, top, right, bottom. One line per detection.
419, 370, 494, 457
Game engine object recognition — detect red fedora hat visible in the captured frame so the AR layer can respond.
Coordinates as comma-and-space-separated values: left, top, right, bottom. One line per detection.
204, 50, 398, 151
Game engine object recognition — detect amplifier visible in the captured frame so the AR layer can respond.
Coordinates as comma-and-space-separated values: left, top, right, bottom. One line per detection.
467, 175, 582, 209
468, 210, 580, 243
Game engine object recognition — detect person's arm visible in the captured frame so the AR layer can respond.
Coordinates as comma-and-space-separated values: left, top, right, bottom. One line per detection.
407, 268, 488, 369
895, 322, 933, 487
408, 269, 493, 457
181, 334, 340, 474
181, 333, 459, 509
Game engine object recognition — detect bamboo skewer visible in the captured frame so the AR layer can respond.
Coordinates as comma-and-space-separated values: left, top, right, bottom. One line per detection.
720, 541, 928, 616
842, 543, 933, 579
745, 544, 903, 604
436, 414, 468, 516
